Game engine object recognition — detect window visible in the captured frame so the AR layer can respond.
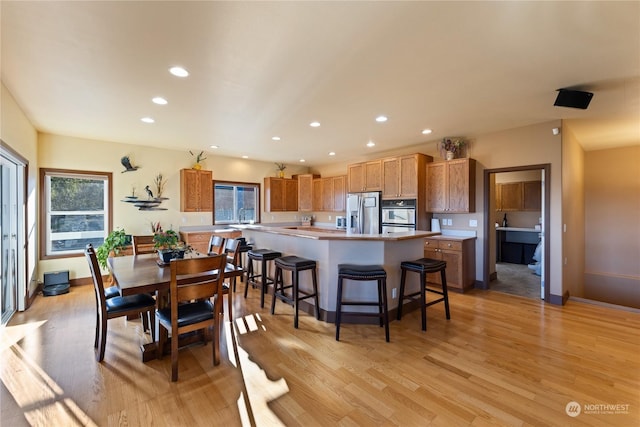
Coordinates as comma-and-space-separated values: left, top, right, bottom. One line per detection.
40, 169, 112, 258
214, 181, 260, 224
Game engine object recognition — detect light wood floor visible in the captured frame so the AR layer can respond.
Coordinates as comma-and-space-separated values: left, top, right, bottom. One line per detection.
2, 284, 639, 426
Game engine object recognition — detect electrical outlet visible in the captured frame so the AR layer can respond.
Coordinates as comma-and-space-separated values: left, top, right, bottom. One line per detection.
392, 288, 397, 299
469, 219, 477, 227
328, 215, 332, 220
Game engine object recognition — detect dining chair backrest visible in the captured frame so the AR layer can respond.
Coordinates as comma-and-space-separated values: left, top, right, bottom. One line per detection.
169, 254, 226, 306
224, 238, 240, 267
133, 235, 156, 255
208, 235, 226, 255
86, 243, 107, 313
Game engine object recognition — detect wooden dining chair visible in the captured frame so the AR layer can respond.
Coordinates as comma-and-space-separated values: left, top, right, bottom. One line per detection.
132, 235, 156, 255
85, 244, 156, 362
221, 238, 243, 321
208, 235, 226, 255
156, 254, 226, 381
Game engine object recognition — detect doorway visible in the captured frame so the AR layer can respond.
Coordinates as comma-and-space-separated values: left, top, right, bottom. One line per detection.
1, 142, 27, 325
483, 164, 550, 302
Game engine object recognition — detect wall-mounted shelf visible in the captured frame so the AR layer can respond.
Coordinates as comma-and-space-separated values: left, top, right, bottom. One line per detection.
122, 196, 168, 211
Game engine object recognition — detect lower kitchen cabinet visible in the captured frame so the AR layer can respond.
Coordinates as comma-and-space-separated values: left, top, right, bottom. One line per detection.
423, 236, 476, 292
180, 229, 241, 254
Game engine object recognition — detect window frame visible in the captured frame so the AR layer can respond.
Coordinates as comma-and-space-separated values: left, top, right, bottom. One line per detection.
39, 168, 113, 260
213, 180, 261, 225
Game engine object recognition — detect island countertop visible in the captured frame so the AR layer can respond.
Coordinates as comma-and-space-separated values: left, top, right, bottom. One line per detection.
231, 224, 439, 240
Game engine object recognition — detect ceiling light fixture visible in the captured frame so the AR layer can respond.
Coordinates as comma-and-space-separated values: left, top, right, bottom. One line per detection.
310, 121, 321, 127
375, 115, 388, 123
242, 155, 249, 159
169, 66, 189, 77
152, 97, 168, 105
421, 129, 433, 135
272, 136, 281, 141
140, 117, 155, 123
210, 145, 219, 149
367, 141, 375, 147
299, 159, 306, 163
328, 152, 336, 156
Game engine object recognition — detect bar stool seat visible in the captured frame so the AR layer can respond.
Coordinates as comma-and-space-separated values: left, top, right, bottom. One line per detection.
271, 255, 320, 328
335, 264, 389, 342
397, 258, 451, 331
246, 249, 282, 308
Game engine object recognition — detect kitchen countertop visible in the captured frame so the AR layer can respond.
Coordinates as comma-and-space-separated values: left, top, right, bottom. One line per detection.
231, 224, 438, 241
425, 234, 477, 241
496, 227, 539, 232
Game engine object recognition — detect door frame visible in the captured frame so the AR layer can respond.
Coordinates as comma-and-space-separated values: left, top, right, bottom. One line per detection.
483, 164, 550, 302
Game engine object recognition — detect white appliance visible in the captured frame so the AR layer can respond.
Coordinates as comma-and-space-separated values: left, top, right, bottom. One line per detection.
346, 191, 381, 235
381, 199, 416, 233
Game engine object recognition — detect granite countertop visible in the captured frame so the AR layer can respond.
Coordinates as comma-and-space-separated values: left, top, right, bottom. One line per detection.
426, 234, 476, 241
496, 227, 539, 232
232, 224, 439, 241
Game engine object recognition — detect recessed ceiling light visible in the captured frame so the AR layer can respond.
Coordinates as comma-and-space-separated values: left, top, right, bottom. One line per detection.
421, 129, 433, 135
367, 141, 375, 147
152, 97, 168, 105
299, 159, 306, 163
210, 145, 219, 149
272, 136, 281, 141
169, 66, 189, 77
310, 121, 321, 128
242, 155, 249, 159
141, 117, 155, 123
328, 152, 336, 156
375, 115, 388, 123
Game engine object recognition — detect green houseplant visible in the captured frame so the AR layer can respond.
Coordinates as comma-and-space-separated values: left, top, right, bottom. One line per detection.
96, 229, 129, 270
153, 229, 188, 263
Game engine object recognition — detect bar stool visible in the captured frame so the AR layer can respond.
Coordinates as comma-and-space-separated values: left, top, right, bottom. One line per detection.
397, 258, 451, 331
245, 249, 282, 308
236, 241, 253, 285
271, 255, 320, 328
335, 264, 389, 342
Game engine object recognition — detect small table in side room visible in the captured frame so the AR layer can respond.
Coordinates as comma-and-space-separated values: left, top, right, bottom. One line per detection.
108, 253, 243, 361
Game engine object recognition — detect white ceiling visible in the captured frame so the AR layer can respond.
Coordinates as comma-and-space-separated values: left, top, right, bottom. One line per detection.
2, 1, 639, 166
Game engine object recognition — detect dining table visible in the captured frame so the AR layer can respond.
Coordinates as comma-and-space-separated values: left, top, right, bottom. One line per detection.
108, 252, 243, 361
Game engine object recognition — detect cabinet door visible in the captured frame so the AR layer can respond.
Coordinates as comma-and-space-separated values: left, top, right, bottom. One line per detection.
440, 249, 463, 290
364, 160, 382, 191
426, 163, 447, 212
523, 181, 542, 211
499, 182, 523, 211
382, 157, 400, 198
321, 177, 333, 211
333, 176, 346, 211
399, 154, 419, 197
284, 179, 298, 211
312, 179, 322, 211
347, 163, 364, 193
199, 170, 213, 211
180, 169, 212, 212
297, 175, 314, 212
264, 177, 285, 211
447, 159, 472, 212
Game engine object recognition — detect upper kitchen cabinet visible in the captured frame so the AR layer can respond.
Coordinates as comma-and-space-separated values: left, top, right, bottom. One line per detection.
312, 175, 346, 212
382, 153, 429, 199
180, 168, 213, 212
347, 160, 382, 193
332, 175, 346, 211
297, 174, 319, 212
426, 158, 476, 213
496, 180, 541, 211
264, 177, 298, 212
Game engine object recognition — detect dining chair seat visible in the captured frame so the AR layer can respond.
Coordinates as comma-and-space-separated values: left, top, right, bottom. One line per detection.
106, 293, 156, 314
104, 285, 120, 299
157, 300, 215, 326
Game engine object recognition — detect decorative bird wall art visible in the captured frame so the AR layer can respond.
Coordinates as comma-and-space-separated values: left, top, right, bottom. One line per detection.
121, 156, 139, 172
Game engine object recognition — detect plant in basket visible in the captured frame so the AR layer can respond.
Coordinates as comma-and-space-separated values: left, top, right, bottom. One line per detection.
153, 229, 187, 263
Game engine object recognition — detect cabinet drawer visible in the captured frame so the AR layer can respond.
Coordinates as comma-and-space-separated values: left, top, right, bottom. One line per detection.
438, 240, 462, 251
182, 233, 212, 243
424, 238, 439, 248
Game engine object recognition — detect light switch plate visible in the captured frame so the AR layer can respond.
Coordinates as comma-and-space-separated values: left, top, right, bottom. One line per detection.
469, 219, 478, 227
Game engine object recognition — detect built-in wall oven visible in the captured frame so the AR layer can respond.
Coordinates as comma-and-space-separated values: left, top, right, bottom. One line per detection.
381, 199, 416, 233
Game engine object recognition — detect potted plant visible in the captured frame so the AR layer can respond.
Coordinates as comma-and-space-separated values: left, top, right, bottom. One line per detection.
440, 138, 466, 160
153, 229, 187, 263
275, 162, 287, 178
96, 228, 129, 270
189, 150, 207, 170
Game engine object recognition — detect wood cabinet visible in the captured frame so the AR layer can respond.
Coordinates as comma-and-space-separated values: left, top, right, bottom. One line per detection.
312, 178, 322, 211
426, 158, 475, 213
332, 175, 346, 211
264, 177, 298, 212
180, 169, 213, 212
180, 229, 241, 254
382, 153, 428, 199
347, 160, 382, 192
424, 236, 476, 292
297, 174, 319, 212
312, 175, 346, 212
496, 180, 541, 212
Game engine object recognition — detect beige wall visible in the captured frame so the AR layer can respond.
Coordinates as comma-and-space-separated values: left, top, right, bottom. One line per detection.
584, 145, 640, 307
1, 83, 39, 298
37, 133, 310, 280
562, 124, 586, 299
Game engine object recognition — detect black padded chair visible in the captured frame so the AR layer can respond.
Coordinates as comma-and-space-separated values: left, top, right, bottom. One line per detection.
85, 244, 156, 362
335, 264, 389, 342
397, 258, 450, 331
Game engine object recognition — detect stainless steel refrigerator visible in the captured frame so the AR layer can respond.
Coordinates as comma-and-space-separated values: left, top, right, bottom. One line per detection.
346, 191, 382, 235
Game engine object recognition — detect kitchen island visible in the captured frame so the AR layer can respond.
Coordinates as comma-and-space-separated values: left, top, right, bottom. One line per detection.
233, 224, 439, 323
